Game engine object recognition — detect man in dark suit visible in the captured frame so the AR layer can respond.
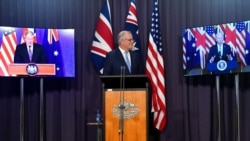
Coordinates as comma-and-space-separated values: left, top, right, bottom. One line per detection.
103, 30, 143, 75
206, 32, 238, 74
14, 31, 47, 63
207, 32, 235, 63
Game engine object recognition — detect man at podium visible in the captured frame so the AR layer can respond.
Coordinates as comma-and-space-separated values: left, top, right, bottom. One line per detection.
206, 32, 238, 74
14, 31, 47, 64
103, 30, 143, 75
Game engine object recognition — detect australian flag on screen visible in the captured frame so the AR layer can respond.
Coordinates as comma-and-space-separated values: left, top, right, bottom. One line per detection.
183, 29, 200, 70
42, 29, 64, 76
245, 22, 250, 65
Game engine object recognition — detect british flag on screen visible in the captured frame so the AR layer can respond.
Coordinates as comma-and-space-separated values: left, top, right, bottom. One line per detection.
124, 0, 141, 54
195, 27, 206, 69
146, 0, 166, 131
0, 28, 17, 76
90, 0, 114, 74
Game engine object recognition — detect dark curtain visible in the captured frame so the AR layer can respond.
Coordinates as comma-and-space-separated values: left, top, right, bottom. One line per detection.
1, 0, 250, 141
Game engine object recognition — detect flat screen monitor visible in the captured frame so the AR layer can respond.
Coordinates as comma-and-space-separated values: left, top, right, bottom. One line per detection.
0, 26, 75, 77
182, 20, 250, 76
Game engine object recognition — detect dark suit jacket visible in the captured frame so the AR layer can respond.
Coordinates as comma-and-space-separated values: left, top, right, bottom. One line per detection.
14, 43, 47, 63
207, 43, 235, 63
103, 48, 143, 75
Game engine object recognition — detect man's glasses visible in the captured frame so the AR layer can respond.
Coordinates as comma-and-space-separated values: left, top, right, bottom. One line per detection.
125, 39, 134, 42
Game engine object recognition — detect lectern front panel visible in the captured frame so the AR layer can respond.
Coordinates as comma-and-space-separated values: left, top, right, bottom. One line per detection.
104, 89, 147, 141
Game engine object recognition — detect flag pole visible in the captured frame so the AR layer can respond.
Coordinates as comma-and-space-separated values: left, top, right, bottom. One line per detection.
216, 76, 221, 141
235, 74, 240, 141
20, 78, 24, 141
40, 78, 44, 141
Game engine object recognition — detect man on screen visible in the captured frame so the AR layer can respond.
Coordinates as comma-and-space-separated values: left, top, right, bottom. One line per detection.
207, 32, 235, 63
14, 31, 47, 64
206, 32, 237, 73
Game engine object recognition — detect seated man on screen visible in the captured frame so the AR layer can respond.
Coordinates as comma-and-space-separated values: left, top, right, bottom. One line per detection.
14, 31, 47, 64
206, 32, 237, 73
103, 30, 143, 75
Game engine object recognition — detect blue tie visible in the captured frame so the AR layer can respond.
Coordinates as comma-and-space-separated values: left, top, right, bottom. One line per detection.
124, 51, 131, 73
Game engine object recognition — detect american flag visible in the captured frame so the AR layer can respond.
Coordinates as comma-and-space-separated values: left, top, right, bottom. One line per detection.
146, 0, 166, 131
236, 21, 246, 66
0, 28, 17, 76
205, 25, 216, 53
124, 0, 141, 53
90, 0, 114, 74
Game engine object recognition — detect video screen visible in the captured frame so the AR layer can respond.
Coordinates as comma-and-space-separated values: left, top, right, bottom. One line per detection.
0, 26, 75, 77
182, 20, 250, 76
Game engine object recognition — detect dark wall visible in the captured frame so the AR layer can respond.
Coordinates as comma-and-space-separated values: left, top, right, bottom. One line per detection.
1, 0, 250, 141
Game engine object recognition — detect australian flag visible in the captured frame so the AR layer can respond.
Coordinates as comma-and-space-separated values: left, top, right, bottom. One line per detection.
124, 0, 141, 55
42, 29, 64, 76
245, 22, 250, 65
183, 29, 200, 70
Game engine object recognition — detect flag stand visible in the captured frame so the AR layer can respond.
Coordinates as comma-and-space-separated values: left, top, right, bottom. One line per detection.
20, 78, 24, 141
235, 74, 240, 141
19, 78, 44, 141
215, 76, 221, 141
216, 74, 240, 141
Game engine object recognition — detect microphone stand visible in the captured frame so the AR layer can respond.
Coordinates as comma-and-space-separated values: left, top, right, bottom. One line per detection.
118, 66, 125, 141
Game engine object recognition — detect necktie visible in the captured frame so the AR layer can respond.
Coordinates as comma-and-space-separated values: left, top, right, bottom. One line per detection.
28, 46, 32, 62
124, 51, 131, 73
219, 45, 223, 56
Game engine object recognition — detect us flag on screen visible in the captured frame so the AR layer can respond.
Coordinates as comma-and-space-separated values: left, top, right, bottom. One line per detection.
236, 21, 246, 66
146, 0, 166, 131
124, 0, 141, 54
90, 0, 114, 74
0, 29, 17, 76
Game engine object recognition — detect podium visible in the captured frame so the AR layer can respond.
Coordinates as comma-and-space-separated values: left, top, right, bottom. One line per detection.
100, 75, 149, 141
8, 63, 55, 141
8, 63, 56, 76
206, 60, 238, 74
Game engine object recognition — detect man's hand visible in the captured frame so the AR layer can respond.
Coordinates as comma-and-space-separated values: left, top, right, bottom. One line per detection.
210, 55, 216, 63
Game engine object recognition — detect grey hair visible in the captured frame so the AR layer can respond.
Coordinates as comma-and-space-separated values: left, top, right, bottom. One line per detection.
117, 30, 132, 44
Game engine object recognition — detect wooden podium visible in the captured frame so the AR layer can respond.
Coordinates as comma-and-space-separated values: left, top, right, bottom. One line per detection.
101, 75, 148, 141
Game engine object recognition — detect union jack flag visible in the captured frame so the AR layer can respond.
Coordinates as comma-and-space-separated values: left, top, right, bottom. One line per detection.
146, 0, 166, 131
90, 0, 114, 74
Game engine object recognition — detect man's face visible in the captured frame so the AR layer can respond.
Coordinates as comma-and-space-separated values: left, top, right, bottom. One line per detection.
25, 33, 34, 46
121, 33, 134, 51
216, 34, 224, 44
